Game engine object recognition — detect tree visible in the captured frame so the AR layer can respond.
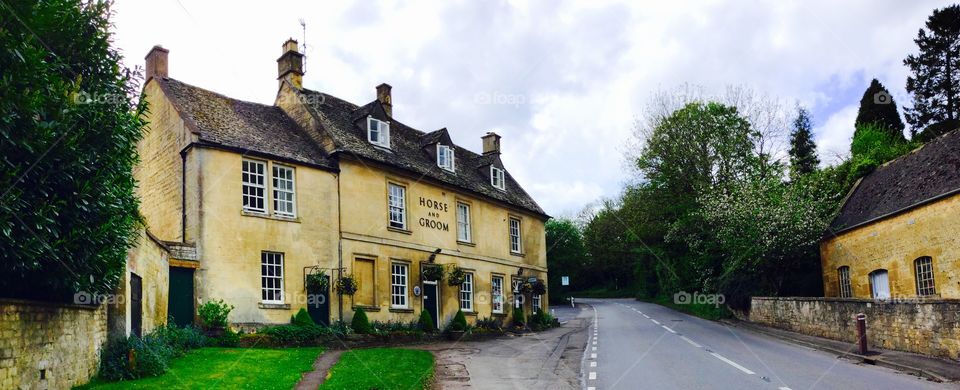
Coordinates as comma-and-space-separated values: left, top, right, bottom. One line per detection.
855, 79, 906, 141
0, 0, 146, 300
904, 4, 960, 137
789, 106, 819, 177
545, 218, 588, 301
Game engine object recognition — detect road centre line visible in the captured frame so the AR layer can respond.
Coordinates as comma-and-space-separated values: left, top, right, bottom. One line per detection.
709, 352, 756, 375
680, 336, 702, 348
661, 325, 676, 334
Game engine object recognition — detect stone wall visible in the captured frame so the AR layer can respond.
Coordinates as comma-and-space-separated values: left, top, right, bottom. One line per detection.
750, 297, 960, 360
0, 299, 107, 389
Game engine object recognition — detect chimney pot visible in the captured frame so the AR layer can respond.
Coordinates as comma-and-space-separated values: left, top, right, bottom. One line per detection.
277, 39, 304, 88
482, 132, 501, 155
145, 45, 169, 81
376, 83, 392, 117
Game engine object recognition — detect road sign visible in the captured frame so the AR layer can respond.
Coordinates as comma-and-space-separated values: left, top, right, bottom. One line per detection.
561, 276, 569, 286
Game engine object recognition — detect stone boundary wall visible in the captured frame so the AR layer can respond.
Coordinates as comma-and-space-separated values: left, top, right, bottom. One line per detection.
0, 299, 107, 389
750, 297, 960, 360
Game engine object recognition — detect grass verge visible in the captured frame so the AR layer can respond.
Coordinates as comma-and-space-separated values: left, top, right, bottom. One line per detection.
639, 295, 732, 321
76, 347, 322, 390
320, 348, 434, 390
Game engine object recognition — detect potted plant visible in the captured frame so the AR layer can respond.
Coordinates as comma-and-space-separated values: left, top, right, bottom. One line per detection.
197, 299, 234, 338
421, 264, 444, 282
446, 309, 468, 340
306, 269, 329, 293
335, 274, 359, 295
447, 265, 466, 286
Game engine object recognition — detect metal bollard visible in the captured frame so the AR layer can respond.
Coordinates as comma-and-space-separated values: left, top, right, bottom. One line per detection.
855, 313, 868, 355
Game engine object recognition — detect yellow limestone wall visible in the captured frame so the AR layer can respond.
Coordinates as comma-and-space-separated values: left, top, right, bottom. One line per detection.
821, 193, 960, 298
337, 158, 548, 326
194, 148, 341, 325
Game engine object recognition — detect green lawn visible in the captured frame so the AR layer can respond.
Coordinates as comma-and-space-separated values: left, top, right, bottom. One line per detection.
77, 348, 322, 390
320, 348, 434, 390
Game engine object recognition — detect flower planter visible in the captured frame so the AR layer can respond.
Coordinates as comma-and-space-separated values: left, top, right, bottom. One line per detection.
446, 330, 465, 341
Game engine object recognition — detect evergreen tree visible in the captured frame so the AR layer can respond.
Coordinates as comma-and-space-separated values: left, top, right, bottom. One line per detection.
904, 4, 960, 138
788, 106, 820, 177
854, 79, 906, 141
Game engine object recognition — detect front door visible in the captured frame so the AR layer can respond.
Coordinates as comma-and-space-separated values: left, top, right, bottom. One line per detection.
307, 275, 331, 326
870, 270, 890, 299
423, 282, 440, 329
130, 273, 142, 337
168, 267, 195, 327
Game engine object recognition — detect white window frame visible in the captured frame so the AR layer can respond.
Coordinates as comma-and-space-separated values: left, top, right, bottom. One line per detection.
388, 183, 407, 229
460, 272, 474, 312
261, 252, 284, 304
491, 275, 504, 314
509, 217, 522, 254
367, 117, 390, 148
915, 257, 936, 296
437, 144, 455, 172
491, 166, 505, 190
272, 164, 296, 218
456, 202, 471, 243
242, 159, 267, 213
838, 266, 852, 298
533, 294, 542, 313
391, 262, 409, 308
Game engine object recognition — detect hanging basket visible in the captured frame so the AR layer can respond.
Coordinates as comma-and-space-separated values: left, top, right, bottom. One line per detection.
422, 265, 444, 282
335, 275, 359, 295
531, 279, 547, 295
306, 269, 329, 293
447, 265, 466, 286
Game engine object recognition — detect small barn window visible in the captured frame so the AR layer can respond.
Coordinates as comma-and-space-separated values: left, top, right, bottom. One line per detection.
837, 266, 852, 298
914, 257, 936, 296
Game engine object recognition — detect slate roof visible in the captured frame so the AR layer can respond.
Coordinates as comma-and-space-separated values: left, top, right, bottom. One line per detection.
156, 78, 335, 169
298, 88, 547, 218
830, 128, 960, 233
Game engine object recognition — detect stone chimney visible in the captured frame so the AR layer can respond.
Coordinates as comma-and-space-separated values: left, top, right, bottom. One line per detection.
376, 83, 392, 117
145, 45, 168, 82
277, 39, 304, 88
482, 132, 501, 155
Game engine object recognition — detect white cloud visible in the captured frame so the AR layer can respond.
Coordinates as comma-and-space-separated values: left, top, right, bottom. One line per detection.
111, 0, 942, 215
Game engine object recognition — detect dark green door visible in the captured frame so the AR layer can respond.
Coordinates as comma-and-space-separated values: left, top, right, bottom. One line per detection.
168, 267, 195, 327
307, 275, 330, 325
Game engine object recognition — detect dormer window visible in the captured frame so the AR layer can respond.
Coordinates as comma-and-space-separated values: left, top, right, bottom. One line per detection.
437, 144, 455, 172
491, 167, 505, 190
367, 117, 390, 148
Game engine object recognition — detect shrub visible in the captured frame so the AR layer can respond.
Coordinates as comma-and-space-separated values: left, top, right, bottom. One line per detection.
197, 299, 233, 329
292, 308, 316, 327
351, 308, 372, 334
239, 333, 278, 348
512, 307, 526, 327
530, 311, 555, 331
97, 324, 209, 382
418, 310, 436, 332
151, 324, 207, 355
447, 309, 468, 332
370, 320, 422, 334
259, 324, 335, 347
475, 317, 502, 331
209, 328, 241, 347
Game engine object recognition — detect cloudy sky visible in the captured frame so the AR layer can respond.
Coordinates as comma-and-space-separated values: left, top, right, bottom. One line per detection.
112, 0, 946, 217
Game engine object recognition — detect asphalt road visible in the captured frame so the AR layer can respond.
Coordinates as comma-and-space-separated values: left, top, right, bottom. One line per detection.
579, 298, 949, 390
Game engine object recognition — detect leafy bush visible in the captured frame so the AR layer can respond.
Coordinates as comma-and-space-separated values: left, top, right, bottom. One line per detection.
239, 333, 279, 348
98, 324, 205, 381
370, 320, 421, 334
291, 308, 315, 327
530, 311, 555, 331
418, 310, 436, 332
197, 299, 233, 329
351, 308, 372, 334
475, 317, 502, 331
512, 307, 526, 327
447, 309, 468, 332
209, 328, 241, 347
259, 324, 337, 347
150, 324, 207, 355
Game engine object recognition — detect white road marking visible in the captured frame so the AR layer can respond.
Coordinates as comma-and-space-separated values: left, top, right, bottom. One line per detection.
680, 336, 702, 348
591, 353, 597, 359
590, 361, 597, 367
642, 314, 650, 318
661, 325, 676, 334
778, 387, 792, 390
589, 372, 597, 380
651, 319, 660, 325
593, 341, 597, 345
588, 387, 596, 390
709, 352, 755, 375
592, 346, 597, 351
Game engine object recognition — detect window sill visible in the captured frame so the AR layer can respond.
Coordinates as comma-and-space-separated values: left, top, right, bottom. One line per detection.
242, 210, 300, 223
258, 303, 290, 310
353, 305, 381, 312
492, 312, 507, 317
389, 307, 414, 313
387, 226, 412, 235
457, 240, 476, 247
461, 310, 477, 316
510, 251, 525, 258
